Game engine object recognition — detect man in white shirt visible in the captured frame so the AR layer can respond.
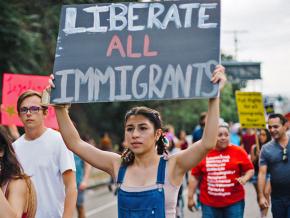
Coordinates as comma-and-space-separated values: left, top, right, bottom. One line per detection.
13, 90, 77, 218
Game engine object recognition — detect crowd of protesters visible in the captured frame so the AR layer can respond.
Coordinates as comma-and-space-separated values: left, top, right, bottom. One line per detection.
1, 65, 290, 218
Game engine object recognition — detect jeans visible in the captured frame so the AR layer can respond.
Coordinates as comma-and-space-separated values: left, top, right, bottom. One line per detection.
76, 189, 84, 206
271, 196, 290, 218
201, 200, 245, 218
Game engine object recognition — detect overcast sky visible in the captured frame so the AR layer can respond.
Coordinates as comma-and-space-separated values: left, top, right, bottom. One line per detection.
221, 0, 290, 97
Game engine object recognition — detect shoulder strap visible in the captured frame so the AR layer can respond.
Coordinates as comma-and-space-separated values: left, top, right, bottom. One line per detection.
156, 156, 167, 185
117, 165, 127, 184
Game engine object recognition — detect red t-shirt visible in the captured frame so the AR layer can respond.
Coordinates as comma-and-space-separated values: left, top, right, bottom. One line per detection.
191, 144, 253, 207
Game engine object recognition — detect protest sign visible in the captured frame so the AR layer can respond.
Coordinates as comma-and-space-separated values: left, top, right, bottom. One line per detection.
222, 61, 261, 83
1, 73, 58, 129
264, 103, 274, 115
51, 0, 221, 104
235, 91, 266, 128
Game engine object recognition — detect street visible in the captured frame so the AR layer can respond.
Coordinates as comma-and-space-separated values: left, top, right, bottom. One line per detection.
74, 182, 273, 218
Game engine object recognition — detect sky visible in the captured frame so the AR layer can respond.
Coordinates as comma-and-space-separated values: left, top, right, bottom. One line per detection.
221, 0, 290, 97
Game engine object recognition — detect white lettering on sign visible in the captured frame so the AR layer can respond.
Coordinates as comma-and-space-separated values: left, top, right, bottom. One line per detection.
53, 60, 218, 103
63, 3, 218, 34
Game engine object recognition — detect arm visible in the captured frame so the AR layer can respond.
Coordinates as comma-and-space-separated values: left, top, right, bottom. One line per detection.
250, 145, 258, 163
255, 129, 260, 153
258, 165, 269, 209
79, 162, 92, 191
175, 97, 220, 171
0, 179, 27, 218
62, 170, 77, 218
7, 125, 20, 141
170, 65, 226, 182
187, 175, 200, 212
54, 107, 120, 177
236, 169, 254, 185
236, 147, 254, 185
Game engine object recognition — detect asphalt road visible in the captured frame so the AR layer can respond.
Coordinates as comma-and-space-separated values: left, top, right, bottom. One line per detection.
73, 183, 273, 218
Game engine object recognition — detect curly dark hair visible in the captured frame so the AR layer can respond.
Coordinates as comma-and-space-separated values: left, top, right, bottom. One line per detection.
121, 106, 167, 166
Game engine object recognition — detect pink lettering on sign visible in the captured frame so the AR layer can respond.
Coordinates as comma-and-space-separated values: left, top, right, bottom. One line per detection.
106, 34, 158, 58
127, 35, 142, 58
143, 34, 158, 57
1, 73, 58, 129
106, 35, 126, 57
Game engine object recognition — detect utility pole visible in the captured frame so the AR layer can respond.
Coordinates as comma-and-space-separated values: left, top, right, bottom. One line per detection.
224, 30, 247, 60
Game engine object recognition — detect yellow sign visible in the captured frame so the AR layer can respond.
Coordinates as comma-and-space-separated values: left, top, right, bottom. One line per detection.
235, 91, 266, 128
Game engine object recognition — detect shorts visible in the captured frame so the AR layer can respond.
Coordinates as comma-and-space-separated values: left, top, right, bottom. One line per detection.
250, 173, 271, 184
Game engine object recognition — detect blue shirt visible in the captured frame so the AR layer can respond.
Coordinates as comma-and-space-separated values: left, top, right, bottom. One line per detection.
74, 154, 84, 187
230, 133, 241, 146
192, 127, 204, 143
260, 139, 290, 197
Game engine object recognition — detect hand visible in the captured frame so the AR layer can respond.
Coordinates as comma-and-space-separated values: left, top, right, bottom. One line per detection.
79, 181, 88, 191
48, 74, 55, 89
211, 65, 227, 91
236, 176, 247, 185
259, 196, 269, 209
46, 74, 70, 108
44, 74, 55, 93
41, 74, 54, 106
187, 197, 197, 212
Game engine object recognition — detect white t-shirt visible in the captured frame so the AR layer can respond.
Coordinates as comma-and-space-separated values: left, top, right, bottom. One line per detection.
13, 128, 76, 218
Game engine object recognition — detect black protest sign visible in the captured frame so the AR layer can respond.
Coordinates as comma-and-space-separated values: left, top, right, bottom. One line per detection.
51, 0, 220, 104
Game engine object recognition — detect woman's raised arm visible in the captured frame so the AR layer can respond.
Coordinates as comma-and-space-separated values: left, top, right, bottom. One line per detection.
169, 65, 226, 182
54, 106, 121, 178
47, 74, 121, 178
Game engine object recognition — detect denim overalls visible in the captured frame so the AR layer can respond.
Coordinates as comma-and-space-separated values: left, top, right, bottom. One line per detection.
117, 157, 166, 218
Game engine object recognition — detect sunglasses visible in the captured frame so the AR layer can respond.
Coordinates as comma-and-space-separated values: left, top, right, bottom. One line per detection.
19, 106, 47, 114
282, 148, 288, 163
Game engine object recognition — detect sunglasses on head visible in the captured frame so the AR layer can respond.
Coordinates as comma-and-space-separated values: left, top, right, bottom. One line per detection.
282, 148, 288, 163
19, 106, 47, 114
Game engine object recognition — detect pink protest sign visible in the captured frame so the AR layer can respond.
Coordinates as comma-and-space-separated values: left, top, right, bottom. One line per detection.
1, 73, 58, 129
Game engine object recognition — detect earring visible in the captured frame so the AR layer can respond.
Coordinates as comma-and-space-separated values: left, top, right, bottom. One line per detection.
162, 137, 169, 146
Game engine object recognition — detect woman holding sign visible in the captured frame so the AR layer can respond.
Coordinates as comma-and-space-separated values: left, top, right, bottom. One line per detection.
48, 65, 226, 218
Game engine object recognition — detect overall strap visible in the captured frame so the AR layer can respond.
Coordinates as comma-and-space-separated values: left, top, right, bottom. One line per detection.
156, 156, 167, 185
117, 165, 127, 184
